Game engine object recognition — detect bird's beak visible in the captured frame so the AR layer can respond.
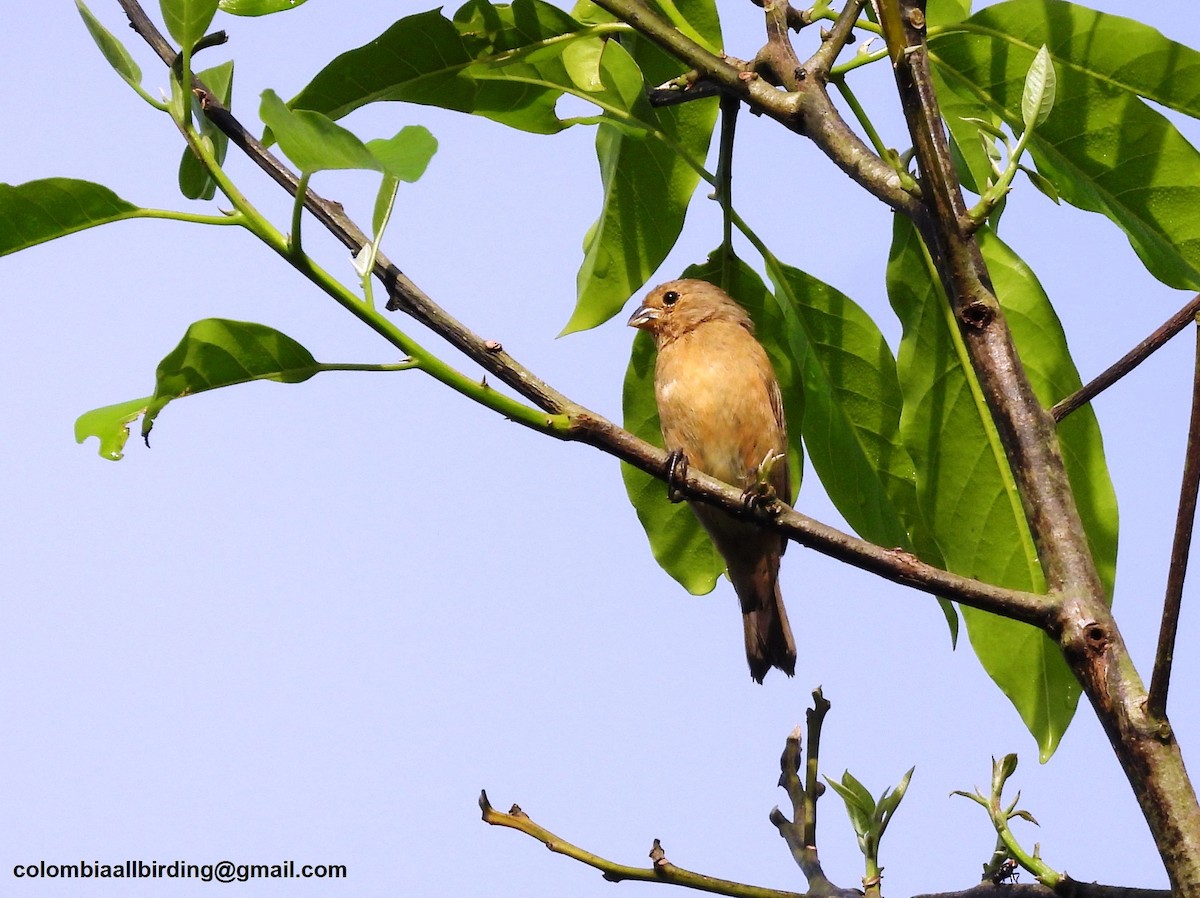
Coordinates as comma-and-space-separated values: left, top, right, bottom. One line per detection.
627, 303, 659, 330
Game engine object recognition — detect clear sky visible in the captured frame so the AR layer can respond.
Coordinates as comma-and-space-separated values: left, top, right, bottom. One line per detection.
3, 2, 1199, 896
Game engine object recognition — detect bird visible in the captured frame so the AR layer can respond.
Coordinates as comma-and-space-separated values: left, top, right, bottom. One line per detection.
628, 278, 796, 682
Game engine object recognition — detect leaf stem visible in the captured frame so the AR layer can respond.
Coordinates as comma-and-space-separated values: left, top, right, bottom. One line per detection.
173, 111, 567, 437
289, 171, 311, 258
831, 77, 888, 159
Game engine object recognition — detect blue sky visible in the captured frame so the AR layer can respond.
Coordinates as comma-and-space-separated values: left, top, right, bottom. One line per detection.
3, 2, 1199, 895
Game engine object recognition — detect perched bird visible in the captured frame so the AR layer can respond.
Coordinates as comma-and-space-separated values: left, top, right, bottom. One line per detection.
628, 278, 796, 682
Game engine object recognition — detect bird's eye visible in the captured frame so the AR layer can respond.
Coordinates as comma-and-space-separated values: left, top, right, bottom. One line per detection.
662, 290, 680, 306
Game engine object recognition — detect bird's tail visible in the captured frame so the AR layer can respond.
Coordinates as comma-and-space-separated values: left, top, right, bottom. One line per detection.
742, 579, 796, 683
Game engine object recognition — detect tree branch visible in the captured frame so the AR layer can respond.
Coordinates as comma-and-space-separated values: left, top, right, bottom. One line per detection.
1052, 293, 1200, 422
117, 0, 577, 421
879, 0, 1200, 891
1148, 322, 1200, 719
479, 791, 806, 898
769, 689, 845, 893
911, 885, 1168, 898
589, 0, 921, 216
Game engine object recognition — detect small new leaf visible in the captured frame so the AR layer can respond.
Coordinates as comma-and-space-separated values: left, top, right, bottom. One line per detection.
993, 753, 1019, 795
179, 60, 235, 200
365, 125, 438, 182
1021, 45, 1056, 131
159, 0, 221, 51
951, 789, 989, 808
1019, 164, 1060, 204
76, 1, 143, 91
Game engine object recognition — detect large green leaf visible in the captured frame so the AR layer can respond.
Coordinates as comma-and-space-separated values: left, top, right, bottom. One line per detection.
766, 259, 958, 639
766, 262, 918, 549
930, 1, 1200, 290
76, 319, 324, 460
0, 179, 145, 256
564, 26, 718, 334
621, 249, 800, 595
886, 216, 1117, 759
284, 1, 597, 135
143, 319, 323, 438
978, 228, 1118, 604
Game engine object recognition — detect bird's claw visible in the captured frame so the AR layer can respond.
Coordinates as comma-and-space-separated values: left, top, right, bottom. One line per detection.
740, 480, 779, 514
742, 450, 786, 514
665, 449, 689, 503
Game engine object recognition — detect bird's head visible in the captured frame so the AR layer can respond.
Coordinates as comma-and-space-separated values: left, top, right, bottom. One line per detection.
627, 278, 753, 345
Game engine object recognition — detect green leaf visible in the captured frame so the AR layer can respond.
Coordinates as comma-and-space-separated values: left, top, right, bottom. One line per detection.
890, 216, 1057, 750
79, 319, 323, 452
935, 70, 1005, 196
563, 4, 720, 333
365, 125, 439, 182
259, 89, 380, 173
621, 250, 792, 595
767, 263, 917, 548
76, 1, 143, 92
930, 1, 1200, 290
159, 0, 220, 50
977, 227, 1117, 610
1021, 45, 1055, 131
877, 767, 915, 826
886, 217, 1117, 759
75, 397, 153, 461
993, 753, 1019, 793
1019, 164, 1059, 204
140, 319, 322, 440
765, 259, 959, 640
0, 178, 145, 256
219, 0, 308, 14
285, 2, 596, 136
179, 60, 234, 200
927, 0, 971, 27
826, 771, 876, 838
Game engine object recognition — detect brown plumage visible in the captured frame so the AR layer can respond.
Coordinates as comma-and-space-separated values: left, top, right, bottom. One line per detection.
628, 278, 796, 683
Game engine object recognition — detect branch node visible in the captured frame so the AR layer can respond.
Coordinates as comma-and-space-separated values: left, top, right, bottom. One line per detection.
1083, 623, 1110, 654
960, 301, 996, 329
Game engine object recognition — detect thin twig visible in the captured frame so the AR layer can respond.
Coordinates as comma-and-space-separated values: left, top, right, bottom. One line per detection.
802, 688, 831, 849
769, 691, 847, 894
714, 94, 739, 263
1051, 292, 1200, 422
758, 0, 805, 89
1148, 322, 1200, 719
806, 0, 866, 75
591, 0, 921, 216
479, 792, 806, 898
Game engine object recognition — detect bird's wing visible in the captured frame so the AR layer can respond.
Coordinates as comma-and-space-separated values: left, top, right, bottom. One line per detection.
768, 377, 791, 503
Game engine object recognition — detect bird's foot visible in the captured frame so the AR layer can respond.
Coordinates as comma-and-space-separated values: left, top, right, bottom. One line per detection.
665, 449, 689, 503
742, 450, 786, 514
